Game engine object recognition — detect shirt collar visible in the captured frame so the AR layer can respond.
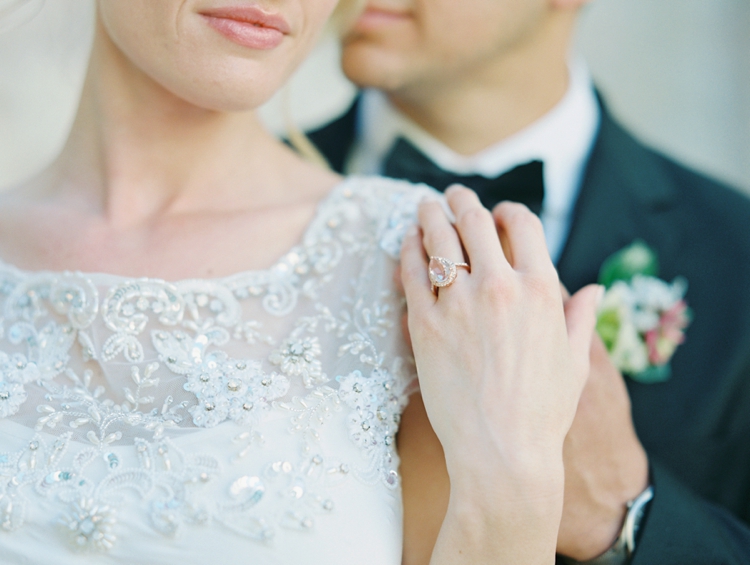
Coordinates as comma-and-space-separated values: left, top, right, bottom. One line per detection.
347, 59, 601, 218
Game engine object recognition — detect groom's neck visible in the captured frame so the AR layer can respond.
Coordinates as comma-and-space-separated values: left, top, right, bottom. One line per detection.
382, 13, 576, 156
387, 55, 570, 156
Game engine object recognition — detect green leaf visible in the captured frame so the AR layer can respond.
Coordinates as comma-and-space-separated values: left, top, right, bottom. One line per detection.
598, 240, 659, 288
596, 309, 621, 352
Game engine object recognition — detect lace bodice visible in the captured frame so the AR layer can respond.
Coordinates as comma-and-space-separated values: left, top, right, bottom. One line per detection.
0, 177, 432, 565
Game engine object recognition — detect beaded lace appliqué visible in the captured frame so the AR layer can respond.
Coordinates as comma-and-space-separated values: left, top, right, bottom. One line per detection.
0, 178, 428, 552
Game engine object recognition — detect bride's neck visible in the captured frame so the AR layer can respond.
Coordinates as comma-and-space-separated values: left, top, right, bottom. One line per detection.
49, 25, 291, 228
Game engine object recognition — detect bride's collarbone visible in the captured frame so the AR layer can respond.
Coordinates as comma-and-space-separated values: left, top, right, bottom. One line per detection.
0, 199, 325, 281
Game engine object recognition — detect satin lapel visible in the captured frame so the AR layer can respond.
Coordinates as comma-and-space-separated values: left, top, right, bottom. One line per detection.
307, 98, 360, 174
557, 108, 679, 291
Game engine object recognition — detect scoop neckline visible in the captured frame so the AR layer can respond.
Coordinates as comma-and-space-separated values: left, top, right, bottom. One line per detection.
0, 177, 356, 287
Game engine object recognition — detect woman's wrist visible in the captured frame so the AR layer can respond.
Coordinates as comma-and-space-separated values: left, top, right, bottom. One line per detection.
432, 471, 565, 565
443, 435, 567, 492
446, 450, 566, 524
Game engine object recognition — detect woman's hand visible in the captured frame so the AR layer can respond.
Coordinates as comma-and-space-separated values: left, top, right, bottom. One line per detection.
400, 186, 601, 564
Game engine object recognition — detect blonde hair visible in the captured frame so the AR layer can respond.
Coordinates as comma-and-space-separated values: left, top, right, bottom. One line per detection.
285, 0, 366, 168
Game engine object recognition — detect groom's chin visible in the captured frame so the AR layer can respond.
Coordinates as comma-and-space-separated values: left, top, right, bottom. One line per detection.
341, 30, 442, 96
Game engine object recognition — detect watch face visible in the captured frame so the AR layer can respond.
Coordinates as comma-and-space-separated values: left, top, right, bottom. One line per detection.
625, 485, 654, 556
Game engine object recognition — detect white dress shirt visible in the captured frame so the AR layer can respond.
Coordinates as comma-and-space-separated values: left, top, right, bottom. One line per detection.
345, 61, 601, 264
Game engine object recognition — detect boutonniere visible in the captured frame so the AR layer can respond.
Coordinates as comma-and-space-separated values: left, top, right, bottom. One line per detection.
595, 241, 692, 383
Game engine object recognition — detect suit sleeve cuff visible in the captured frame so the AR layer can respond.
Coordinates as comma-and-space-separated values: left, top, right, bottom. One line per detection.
631, 460, 750, 564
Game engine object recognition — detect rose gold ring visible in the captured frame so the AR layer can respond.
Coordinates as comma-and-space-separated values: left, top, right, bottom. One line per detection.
428, 256, 470, 293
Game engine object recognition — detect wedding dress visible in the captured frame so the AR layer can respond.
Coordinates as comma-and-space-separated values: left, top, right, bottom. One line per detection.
0, 177, 431, 565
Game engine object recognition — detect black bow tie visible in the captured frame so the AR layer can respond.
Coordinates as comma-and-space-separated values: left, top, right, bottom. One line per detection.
383, 137, 545, 215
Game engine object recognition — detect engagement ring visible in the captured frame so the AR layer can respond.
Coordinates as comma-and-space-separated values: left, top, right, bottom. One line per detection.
428, 256, 470, 293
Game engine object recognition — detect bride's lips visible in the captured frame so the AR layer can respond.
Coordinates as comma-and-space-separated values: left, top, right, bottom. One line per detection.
351, 6, 412, 32
201, 5, 291, 50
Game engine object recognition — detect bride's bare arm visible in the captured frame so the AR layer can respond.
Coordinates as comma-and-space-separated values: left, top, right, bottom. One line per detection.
400, 393, 448, 565
400, 187, 601, 564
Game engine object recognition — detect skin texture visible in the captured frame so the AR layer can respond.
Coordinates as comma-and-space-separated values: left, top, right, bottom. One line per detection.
399, 226, 648, 562
557, 331, 650, 558
97, 0, 336, 111
399, 312, 649, 564
0, 0, 342, 279
342, 0, 576, 153
400, 187, 601, 564
343, 0, 651, 560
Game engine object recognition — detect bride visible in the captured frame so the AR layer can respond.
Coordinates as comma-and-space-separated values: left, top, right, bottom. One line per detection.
0, 1, 600, 563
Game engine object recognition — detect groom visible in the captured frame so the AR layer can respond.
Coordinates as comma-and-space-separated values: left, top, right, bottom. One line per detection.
309, 0, 750, 563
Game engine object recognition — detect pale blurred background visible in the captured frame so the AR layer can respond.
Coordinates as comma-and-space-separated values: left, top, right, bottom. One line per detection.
1, 0, 749, 195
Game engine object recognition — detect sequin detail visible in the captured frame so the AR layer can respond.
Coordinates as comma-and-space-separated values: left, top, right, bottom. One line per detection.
0, 178, 428, 552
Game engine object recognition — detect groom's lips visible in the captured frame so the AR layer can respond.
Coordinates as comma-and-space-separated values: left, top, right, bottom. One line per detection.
351, 6, 412, 32
201, 5, 291, 50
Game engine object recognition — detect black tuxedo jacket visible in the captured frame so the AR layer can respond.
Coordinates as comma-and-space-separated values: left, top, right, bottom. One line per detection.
308, 99, 750, 564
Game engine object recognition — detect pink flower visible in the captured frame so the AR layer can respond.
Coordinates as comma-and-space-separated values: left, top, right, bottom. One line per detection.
645, 301, 690, 365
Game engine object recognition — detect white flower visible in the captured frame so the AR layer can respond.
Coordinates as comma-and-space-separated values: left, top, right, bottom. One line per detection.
227, 372, 289, 426
59, 498, 117, 552
182, 352, 288, 428
597, 275, 689, 376
600, 282, 634, 312
254, 371, 290, 401
0, 352, 40, 385
631, 275, 686, 312
183, 351, 232, 397
227, 396, 260, 426
189, 395, 230, 428
0, 379, 26, 418
270, 336, 327, 388
337, 368, 404, 488
631, 308, 661, 333
610, 319, 650, 375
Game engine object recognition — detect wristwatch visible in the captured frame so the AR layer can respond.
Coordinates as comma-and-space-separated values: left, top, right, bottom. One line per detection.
560, 485, 654, 565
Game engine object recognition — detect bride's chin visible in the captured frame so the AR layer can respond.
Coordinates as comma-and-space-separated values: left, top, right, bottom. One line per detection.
130, 58, 294, 114
159, 79, 281, 114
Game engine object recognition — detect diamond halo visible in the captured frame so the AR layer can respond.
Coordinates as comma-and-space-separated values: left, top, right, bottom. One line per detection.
428, 256, 470, 293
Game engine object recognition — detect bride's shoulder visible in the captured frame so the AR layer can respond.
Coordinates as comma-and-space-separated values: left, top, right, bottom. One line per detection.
341, 175, 440, 201
336, 176, 442, 258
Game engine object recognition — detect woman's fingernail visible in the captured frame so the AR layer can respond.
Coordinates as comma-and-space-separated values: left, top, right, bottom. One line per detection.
406, 225, 419, 238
